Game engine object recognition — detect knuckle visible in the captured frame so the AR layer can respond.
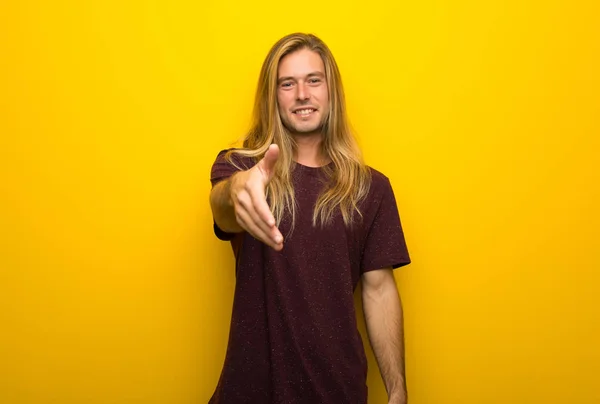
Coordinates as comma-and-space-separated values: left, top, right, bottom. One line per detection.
236, 196, 246, 208
233, 203, 243, 215
231, 190, 244, 203
234, 211, 243, 222
237, 193, 251, 208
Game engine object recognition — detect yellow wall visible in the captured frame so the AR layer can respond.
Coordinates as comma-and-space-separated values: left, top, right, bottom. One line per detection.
1, 1, 598, 403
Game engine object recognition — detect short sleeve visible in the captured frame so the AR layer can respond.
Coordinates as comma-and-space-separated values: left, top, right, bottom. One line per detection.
360, 176, 411, 273
210, 149, 254, 187
209, 149, 256, 241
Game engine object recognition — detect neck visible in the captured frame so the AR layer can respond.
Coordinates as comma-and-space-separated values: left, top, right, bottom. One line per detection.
292, 132, 330, 167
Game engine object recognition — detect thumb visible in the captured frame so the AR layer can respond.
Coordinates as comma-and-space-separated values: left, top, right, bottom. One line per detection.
257, 144, 280, 182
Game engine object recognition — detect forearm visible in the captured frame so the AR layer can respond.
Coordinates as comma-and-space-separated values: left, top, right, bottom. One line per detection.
362, 280, 407, 401
209, 176, 243, 234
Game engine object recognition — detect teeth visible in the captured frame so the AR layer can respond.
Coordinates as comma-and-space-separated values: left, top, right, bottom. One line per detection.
295, 109, 314, 115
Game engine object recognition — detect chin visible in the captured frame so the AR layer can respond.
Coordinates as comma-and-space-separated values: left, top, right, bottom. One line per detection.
294, 127, 323, 136
282, 116, 324, 135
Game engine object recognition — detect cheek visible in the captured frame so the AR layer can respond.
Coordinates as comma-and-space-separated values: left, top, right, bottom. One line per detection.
277, 92, 292, 111
317, 87, 329, 106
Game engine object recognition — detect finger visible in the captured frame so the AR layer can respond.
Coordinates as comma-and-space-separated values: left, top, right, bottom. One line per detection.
249, 188, 281, 239
236, 208, 283, 250
257, 144, 280, 181
238, 190, 281, 242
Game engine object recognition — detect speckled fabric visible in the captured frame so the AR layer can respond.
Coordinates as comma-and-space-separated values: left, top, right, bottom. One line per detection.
208, 149, 410, 404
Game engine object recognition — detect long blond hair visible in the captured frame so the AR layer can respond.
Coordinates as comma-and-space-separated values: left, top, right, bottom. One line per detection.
227, 32, 371, 229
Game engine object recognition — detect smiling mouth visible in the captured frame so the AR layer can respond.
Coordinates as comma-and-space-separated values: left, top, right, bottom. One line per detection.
293, 108, 317, 116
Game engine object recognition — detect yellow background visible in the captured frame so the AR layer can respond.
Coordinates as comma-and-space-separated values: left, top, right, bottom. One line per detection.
1, 1, 598, 403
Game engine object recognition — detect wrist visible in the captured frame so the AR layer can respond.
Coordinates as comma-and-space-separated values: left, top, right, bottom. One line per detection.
388, 387, 407, 403
388, 392, 407, 404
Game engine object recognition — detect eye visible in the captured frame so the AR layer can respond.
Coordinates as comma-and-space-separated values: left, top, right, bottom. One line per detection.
281, 82, 293, 88
308, 78, 322, 84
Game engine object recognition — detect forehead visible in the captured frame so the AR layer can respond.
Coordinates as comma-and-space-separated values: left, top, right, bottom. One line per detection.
278, 48, 325, 78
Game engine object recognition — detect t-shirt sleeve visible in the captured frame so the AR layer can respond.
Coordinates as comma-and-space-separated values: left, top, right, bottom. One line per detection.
360, 177, 411, 273
210, 149, 252, 187
209, 149, 254, 241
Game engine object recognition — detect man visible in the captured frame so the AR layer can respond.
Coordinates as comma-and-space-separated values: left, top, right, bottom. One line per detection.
209, 33, 411, 404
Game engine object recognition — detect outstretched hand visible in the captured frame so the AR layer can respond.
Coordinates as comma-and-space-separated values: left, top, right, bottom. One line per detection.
229, 144, 283, 251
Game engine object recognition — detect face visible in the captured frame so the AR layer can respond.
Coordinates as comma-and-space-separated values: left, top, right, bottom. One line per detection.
277, 48, 330, 136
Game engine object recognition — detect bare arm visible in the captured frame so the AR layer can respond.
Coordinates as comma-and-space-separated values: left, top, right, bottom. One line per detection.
209, 174, 244, 234
362, 268, 407, 404
209, 144, 283, 250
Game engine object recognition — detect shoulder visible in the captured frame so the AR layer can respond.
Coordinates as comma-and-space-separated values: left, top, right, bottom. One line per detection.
210, 147, 258, 186
361, 166, 402, 210
366, 166, 393, 194
213, 147, 257, 171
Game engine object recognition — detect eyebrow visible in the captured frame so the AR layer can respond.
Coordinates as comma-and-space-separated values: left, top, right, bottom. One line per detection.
277, 71, 325, 84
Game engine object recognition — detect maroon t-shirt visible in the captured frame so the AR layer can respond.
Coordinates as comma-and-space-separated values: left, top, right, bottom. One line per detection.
209, 149, 410, 404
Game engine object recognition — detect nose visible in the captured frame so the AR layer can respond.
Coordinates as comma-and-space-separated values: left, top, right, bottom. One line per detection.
296, 82, 310, 101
